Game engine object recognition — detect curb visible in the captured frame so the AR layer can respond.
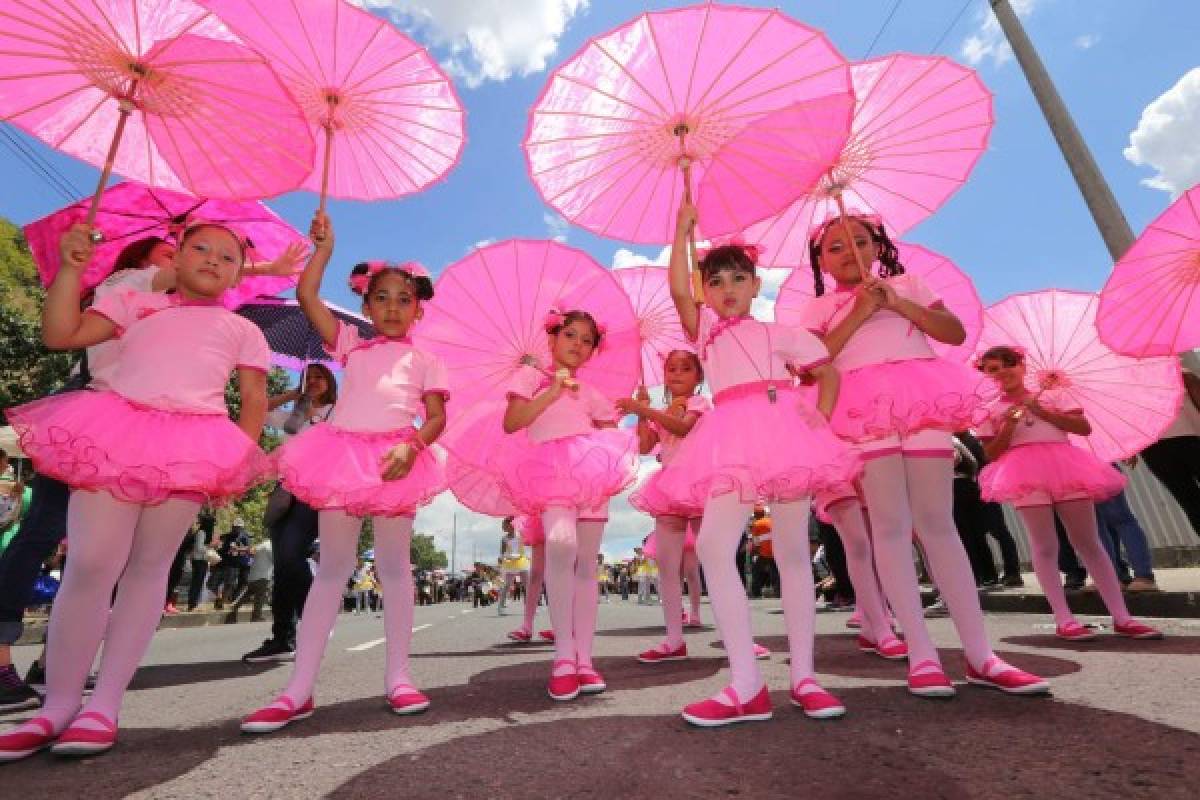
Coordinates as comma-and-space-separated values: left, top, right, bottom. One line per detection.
922, 589, 1200, 619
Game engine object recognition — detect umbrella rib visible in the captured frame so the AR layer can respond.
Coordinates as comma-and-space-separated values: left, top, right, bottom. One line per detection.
358, 107, 461, 163
860, 99, 991, 150
698, 60, 848, 122
34, 87, 110, 147
590, 39, 672, 119
351, 126, 422, 195
853, 59, 957, 142
184, 83, 316, 172
340, 48, 426, 98
694, 31, 832, 120
596, 156, 663, 236
628, 160, 674, 243
528, 135, 642, 178
551, 72, 662, 121
542, 144, 650, 206
642, 12, 678, 113
230, 0, 320, 84
550, 148, 659, 229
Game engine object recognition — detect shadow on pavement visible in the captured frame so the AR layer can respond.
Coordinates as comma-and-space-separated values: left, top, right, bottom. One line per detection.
999, 634, 1200, 655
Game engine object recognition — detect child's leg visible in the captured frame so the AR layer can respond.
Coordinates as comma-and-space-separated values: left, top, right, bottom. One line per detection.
522, 545, 545, 633
1017, 505, 1076, 625
281, 510, 360, 703
695, 492, 760, 701
33, 492, 139, 732
770, 500, 818, 686
683, 523, 702, 618
654, 516, 687, 649
573, 520, 605, 668
542, 507, 580, 670
825, 500, 892, 644
1057, 499, 1133, 624
80, 498, 200, 725
372, 516, 417, 692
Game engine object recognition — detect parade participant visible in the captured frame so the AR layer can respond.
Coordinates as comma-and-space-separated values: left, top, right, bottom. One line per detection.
2, 221, 271, 760
976, 345, 1162, 641
662, 202, 860, 726
497, 517, 530, 617
801, 215, 1047, 696
242, 213, 448, 733
507, 516, 553, 642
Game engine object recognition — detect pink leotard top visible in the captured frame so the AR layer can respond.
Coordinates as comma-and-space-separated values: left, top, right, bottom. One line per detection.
506, 364, 617, 444
692, 308, 830, 395
652, 394, 712, 464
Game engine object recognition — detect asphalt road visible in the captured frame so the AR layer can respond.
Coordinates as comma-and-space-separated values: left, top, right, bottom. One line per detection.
3, 599, 1199, 799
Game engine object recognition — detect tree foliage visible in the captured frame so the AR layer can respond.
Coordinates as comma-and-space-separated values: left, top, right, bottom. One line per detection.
410, 533, 448, 570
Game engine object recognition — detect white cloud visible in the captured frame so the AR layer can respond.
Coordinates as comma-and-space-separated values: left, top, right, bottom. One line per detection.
543, 212, 569, 242
470, 238, 495, 252
1124, 68, 1200, 196
751, 267, 787, 322
360, 1, 588, 89
415, 492, 503, 571
1073, 33, 1099, 50
611, 246, 672, 269
960, 0, 1038, 67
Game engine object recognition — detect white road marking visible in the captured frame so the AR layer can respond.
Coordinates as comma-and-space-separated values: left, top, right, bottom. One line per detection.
347, 624, 432, 651
461, 609, 475, 614
413, 623, 432, 632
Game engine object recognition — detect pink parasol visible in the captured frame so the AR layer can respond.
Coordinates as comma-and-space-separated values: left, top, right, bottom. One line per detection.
414, 239, 641, 408
524, 3, 851, 245
23, 181, 307, 306
774, 241, 984, 362
441, 401, 519, 518
976, 289, 1183, 463
0, 1, 315, 216
745, 54, 993, 268
613, 266, 694, 386
199, 0, 466, 209
1097, 185, 1200, 357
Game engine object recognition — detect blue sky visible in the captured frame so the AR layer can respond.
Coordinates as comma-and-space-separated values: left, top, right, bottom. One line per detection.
2, 0, 1197, 562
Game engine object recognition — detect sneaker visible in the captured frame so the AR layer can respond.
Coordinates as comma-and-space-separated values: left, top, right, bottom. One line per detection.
1002, 574, 1025, 588
845, 612, 862, 630
537, 629, 556, 643
978, 580, 1001, 593
242, 639, 296, 664
0, 717, 57, 762
1124, 577, 1161, 594
965, 656, 1049, 695
637, 642, 688, 664
387, 686, 430, 715
507, 629, 532, 642
907, 660, 956, 698
577, 665, 606, 695
1055, 620, 1098, 642
682, 685, 772, 728
547, 660, 580, 701
789, 678, 845, 719
241, 696, 315, 734
753, 643, 770, 660
923, 598, 949, 618
1113, 619, 1164, 640
51, 712, 118, 757
0, 667, 41, 713
857, 634, 908, 660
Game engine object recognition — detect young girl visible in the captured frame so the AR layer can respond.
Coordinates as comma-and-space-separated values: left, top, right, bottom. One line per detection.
1, 222, 270, 761
802, 216, 1048, 696
241, 214, 448, 733
619, 350, 710, 662
975, 346, 1162, 641
661, 203, 861, 727
497, 309, 638, 701
498, 517, 530, 617
507, 515, 553, 642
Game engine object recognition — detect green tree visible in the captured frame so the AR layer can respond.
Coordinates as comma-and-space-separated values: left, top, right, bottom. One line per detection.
0, 217, 41, 319
410, 533, 448, 571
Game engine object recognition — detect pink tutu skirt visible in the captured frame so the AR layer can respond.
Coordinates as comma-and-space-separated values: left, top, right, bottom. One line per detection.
832, 357, 988, 443
274, 423, 445, 517
630, 463, 705, 519
492, 428, 638, 517
979, 441, 1125, 508
655, 382, 861, 508
8, 390, 269, 505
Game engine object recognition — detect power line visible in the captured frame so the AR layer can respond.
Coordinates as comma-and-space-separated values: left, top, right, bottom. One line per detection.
0, 126, 78, 203
863, 0, 903, 59
929, 0, 976, 54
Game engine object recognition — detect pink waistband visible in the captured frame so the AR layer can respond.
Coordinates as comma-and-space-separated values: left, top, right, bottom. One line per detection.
713, 380, 796, 407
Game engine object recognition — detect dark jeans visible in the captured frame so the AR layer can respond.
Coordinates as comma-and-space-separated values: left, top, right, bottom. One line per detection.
220, 564, 250, 603
231, 577, 271, 620
0, 475, 70, 645
187, 559, 209, 610
813, 518, 852, 600
750, 556, 779, 598
1141, 436, 1200, 540
1095, 491, 1153, 580
954, 477, 996, 584
982, 501, 1022, 578
165, 539, 189, 606
1056, 514, 1087, 585
269, 499, 319, 647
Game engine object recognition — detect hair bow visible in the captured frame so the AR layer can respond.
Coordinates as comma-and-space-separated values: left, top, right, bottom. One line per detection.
543, 308, 564, 332
696, 235, 764, 266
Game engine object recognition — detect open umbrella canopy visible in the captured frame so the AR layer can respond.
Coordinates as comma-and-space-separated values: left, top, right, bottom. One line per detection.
613, 266, 694, 386
237, 297, 373, 371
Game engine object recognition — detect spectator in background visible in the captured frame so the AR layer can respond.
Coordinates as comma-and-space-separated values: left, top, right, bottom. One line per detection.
216, 520, 253, 610
229, 539, 274, 622
1094, 470, 1159, 593
748, 505, 778, 598
1140, 367, 1200, 540
186, 509, 216, 611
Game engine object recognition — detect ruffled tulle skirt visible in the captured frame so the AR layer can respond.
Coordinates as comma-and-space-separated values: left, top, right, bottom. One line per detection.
832, 357, 988, 443
492, 429, 638, 517
979, 441, 1126, 508
274, 423, 445, 517
629, 462, 706, 519
8, 390, 269, 505
655, 384, 861, 507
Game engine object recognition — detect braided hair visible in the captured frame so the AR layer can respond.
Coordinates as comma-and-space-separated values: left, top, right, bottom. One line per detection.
349, 262, 434, 301
807, 216, 905, 296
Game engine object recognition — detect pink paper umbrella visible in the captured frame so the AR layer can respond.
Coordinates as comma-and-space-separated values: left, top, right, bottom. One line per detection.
413, 239, 641, 409
525, 3, 851, 245
23, 181, 307, 306
200, 0, 466, 208
774, 241, 984, 362
745, 54, 993, 268
613, 266, 694, 386
0, 1, 315, 217
441, 401, 520, 518
976, 289, 1183, 463
1097, 185, 1200, 357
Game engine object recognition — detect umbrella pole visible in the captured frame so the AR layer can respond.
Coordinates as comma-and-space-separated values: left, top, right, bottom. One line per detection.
85, 93, 138, 235
827, 172, 870, 283
675, 125, 704, 304
318, 124, 334, 214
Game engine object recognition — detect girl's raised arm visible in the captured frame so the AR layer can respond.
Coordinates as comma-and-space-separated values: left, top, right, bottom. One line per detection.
669, 202, 700, 341
43, 224, 118, 350
296, 211, 340, 348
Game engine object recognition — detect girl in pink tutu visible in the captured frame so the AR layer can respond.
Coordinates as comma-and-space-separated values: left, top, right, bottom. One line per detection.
1, 222, 271, 761
506, 515, 553, 643
664, 203, 861, 727
242, 213, 449, 733
619, 350, 710, 662
801, 215, 1048, 696
975, 346, 1162, 640
498, 310, 638, 701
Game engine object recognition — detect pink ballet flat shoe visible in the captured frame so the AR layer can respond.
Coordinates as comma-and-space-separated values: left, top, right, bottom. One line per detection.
907, 660, 956, 698
965, 657, 1050, 695
682, 685, 773, 728
1113, 619, 1164, 640
1055, 620, 1098, 641
538, 629, 556, 643
857, 634, 908, 660
240, 696, 315, 734
753, 643, 770, 660
388, 686, 430, 715
845, 612, 862, 630
789, 678, 846, 719
547, 660, 579, 701
576, 665, 606, 695
51, 712, 117, 757
685, 613, 703, 628
0, 717, 57, 762
637, 642, 688, 664
507, 629, 533, 642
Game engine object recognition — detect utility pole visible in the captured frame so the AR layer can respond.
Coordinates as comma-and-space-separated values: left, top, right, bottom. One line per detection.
450, 513, 457, 574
